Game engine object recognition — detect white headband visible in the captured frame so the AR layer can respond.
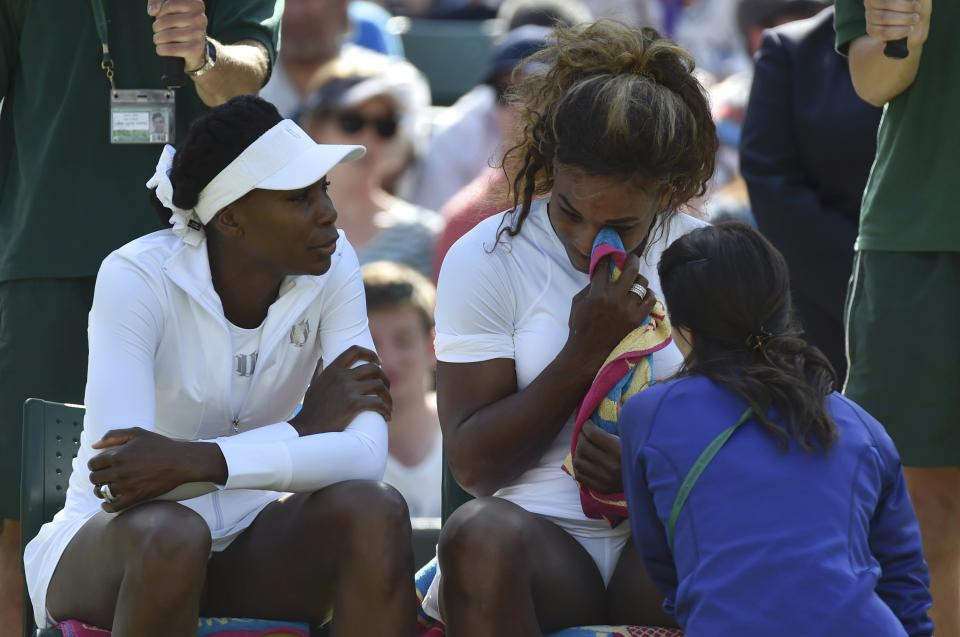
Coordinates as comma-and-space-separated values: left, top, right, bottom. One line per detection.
146, 119, 365, 246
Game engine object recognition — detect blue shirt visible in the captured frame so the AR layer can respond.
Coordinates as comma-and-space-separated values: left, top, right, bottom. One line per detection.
620, 375, 932, 636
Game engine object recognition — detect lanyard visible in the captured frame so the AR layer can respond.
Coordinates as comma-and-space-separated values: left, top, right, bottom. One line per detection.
667, 406, 753, 547
90, 0, 116, 90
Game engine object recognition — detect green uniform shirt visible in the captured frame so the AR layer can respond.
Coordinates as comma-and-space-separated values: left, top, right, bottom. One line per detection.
0, 0, 282, 282
835, 0, 960, 252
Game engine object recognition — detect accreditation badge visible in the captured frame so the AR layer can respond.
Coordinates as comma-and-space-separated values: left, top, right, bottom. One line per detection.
109, 89, 175, 145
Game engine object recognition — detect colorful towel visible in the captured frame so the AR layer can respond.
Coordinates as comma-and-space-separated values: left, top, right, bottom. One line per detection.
561, 228, 673, 527
55, 618, 310, 637
414, 558, 682, 637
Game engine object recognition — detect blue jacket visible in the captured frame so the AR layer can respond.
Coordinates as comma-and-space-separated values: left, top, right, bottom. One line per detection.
620, 376, 932, 636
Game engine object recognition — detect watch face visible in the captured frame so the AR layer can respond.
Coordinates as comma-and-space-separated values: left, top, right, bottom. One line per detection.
207, 40, 217, 64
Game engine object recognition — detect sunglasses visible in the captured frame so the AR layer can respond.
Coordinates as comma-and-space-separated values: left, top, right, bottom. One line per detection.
336, 112, 399, 139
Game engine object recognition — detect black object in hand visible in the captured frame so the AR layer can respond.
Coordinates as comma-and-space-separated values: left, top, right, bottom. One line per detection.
161, 57, 187, 89
884, 38, 909, 59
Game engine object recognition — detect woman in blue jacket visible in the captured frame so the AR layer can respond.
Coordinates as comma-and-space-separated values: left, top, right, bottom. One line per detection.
620, 222, 932, 636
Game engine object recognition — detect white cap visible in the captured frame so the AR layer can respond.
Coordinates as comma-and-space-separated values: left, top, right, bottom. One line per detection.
195, 119, 365, 223
147, 119, 365, 246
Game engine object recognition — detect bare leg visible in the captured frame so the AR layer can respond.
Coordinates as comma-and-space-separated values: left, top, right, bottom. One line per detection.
46, 502, 212, 636
905, 467, 960, 637
201, 481, 415, 637
605, 539, 678, 627
0, 519, 23, 630
438, 498, 607, 637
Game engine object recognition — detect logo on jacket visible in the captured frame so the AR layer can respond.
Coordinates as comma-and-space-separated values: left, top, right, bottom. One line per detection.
290, 318, 310, 348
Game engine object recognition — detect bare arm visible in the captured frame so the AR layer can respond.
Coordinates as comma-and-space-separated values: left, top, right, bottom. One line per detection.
848, 0, 931, 107
191, 38, 270, 106
438, 351, 598, 497
149, 0, 271, 107
439, 257, 656, 497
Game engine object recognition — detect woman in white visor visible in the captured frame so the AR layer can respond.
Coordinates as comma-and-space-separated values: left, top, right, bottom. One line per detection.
23, 96, 415, 636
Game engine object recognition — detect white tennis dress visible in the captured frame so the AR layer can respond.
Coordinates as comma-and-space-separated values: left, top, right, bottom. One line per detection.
23, 229, 387, 628
423, 200, 705, 619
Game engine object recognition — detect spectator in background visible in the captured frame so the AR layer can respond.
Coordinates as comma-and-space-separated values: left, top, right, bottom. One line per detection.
587, 0, 750, 80
837, 0, 959, 632
350, 0, 406, 56
741, 6, 880, 379
702, 0, 827, 225
737, 0, 827, 55
427, 0, 500, 19
301, 49, 439, 277
582, 0, 649, 27
410, 24, 554, 213
261, 0, 406, 118
497, 0, 593, 28
432, 167, 509, 280
364, 261, 443, 518
261, 0, 349, 117
0, 1, 280, 628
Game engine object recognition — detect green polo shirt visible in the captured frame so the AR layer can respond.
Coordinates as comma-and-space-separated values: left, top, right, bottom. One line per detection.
835, 0, 960, 252
0, 0, 282, 282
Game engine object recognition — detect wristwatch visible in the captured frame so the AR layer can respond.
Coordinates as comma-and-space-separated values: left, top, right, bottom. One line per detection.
187, 37, 218, 79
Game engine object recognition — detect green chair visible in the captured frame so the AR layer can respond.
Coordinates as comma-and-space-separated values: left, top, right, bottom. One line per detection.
388, 18, 502, 106
20, 398, 83, 637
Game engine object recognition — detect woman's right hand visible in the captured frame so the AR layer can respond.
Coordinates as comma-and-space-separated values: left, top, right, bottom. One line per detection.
289, 345, 393, 437
566, 254, 657, 370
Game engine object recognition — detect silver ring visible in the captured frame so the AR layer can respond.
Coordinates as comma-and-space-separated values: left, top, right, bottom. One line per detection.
629, 282, 648, 300
100, 483, 116, 504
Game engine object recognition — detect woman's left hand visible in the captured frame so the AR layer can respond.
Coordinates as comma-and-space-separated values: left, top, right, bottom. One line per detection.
88, 427, 220, 513
572, 420, 623, 494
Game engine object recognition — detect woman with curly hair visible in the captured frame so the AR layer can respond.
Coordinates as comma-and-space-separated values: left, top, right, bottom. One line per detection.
425, 21, 717, 635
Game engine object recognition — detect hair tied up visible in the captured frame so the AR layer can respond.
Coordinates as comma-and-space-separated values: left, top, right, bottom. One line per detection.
746, 328, 773, 352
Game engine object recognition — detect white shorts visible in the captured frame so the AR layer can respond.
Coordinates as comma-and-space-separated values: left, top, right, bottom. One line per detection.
421, 512, 631, 622
26, 491, 278, 629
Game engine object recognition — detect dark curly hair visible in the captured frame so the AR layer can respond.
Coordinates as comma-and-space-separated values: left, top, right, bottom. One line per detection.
149, 95, 283, 224
659, 222, 839, 451
497, 20, 718, 244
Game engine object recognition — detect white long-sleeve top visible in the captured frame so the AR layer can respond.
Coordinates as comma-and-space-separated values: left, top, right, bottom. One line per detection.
25, 228, 387, 627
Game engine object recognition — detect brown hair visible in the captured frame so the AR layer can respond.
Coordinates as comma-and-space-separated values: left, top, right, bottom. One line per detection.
498, 21, 718, 242
361, 261, 437, 332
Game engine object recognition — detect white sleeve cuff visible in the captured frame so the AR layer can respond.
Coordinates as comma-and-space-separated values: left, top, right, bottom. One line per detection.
216, 423, 298, 491
434, 332, 515, 363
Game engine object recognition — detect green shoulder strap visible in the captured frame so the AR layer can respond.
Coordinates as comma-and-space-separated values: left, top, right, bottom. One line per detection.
667, 407, 753, 547
90, 0, 116, 89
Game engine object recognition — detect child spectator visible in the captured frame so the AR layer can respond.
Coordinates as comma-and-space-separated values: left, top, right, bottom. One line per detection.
363, 261, 443, 518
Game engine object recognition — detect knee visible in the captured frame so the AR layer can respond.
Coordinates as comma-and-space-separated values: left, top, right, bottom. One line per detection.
438, 498, 525, 578
313, 481, 412, 558
116, 503, 211, 581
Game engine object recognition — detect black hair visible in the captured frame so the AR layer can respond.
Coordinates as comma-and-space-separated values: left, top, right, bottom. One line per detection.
497, 0, 593, 29
659, 221, 839, 451
149, 95, 283, 225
